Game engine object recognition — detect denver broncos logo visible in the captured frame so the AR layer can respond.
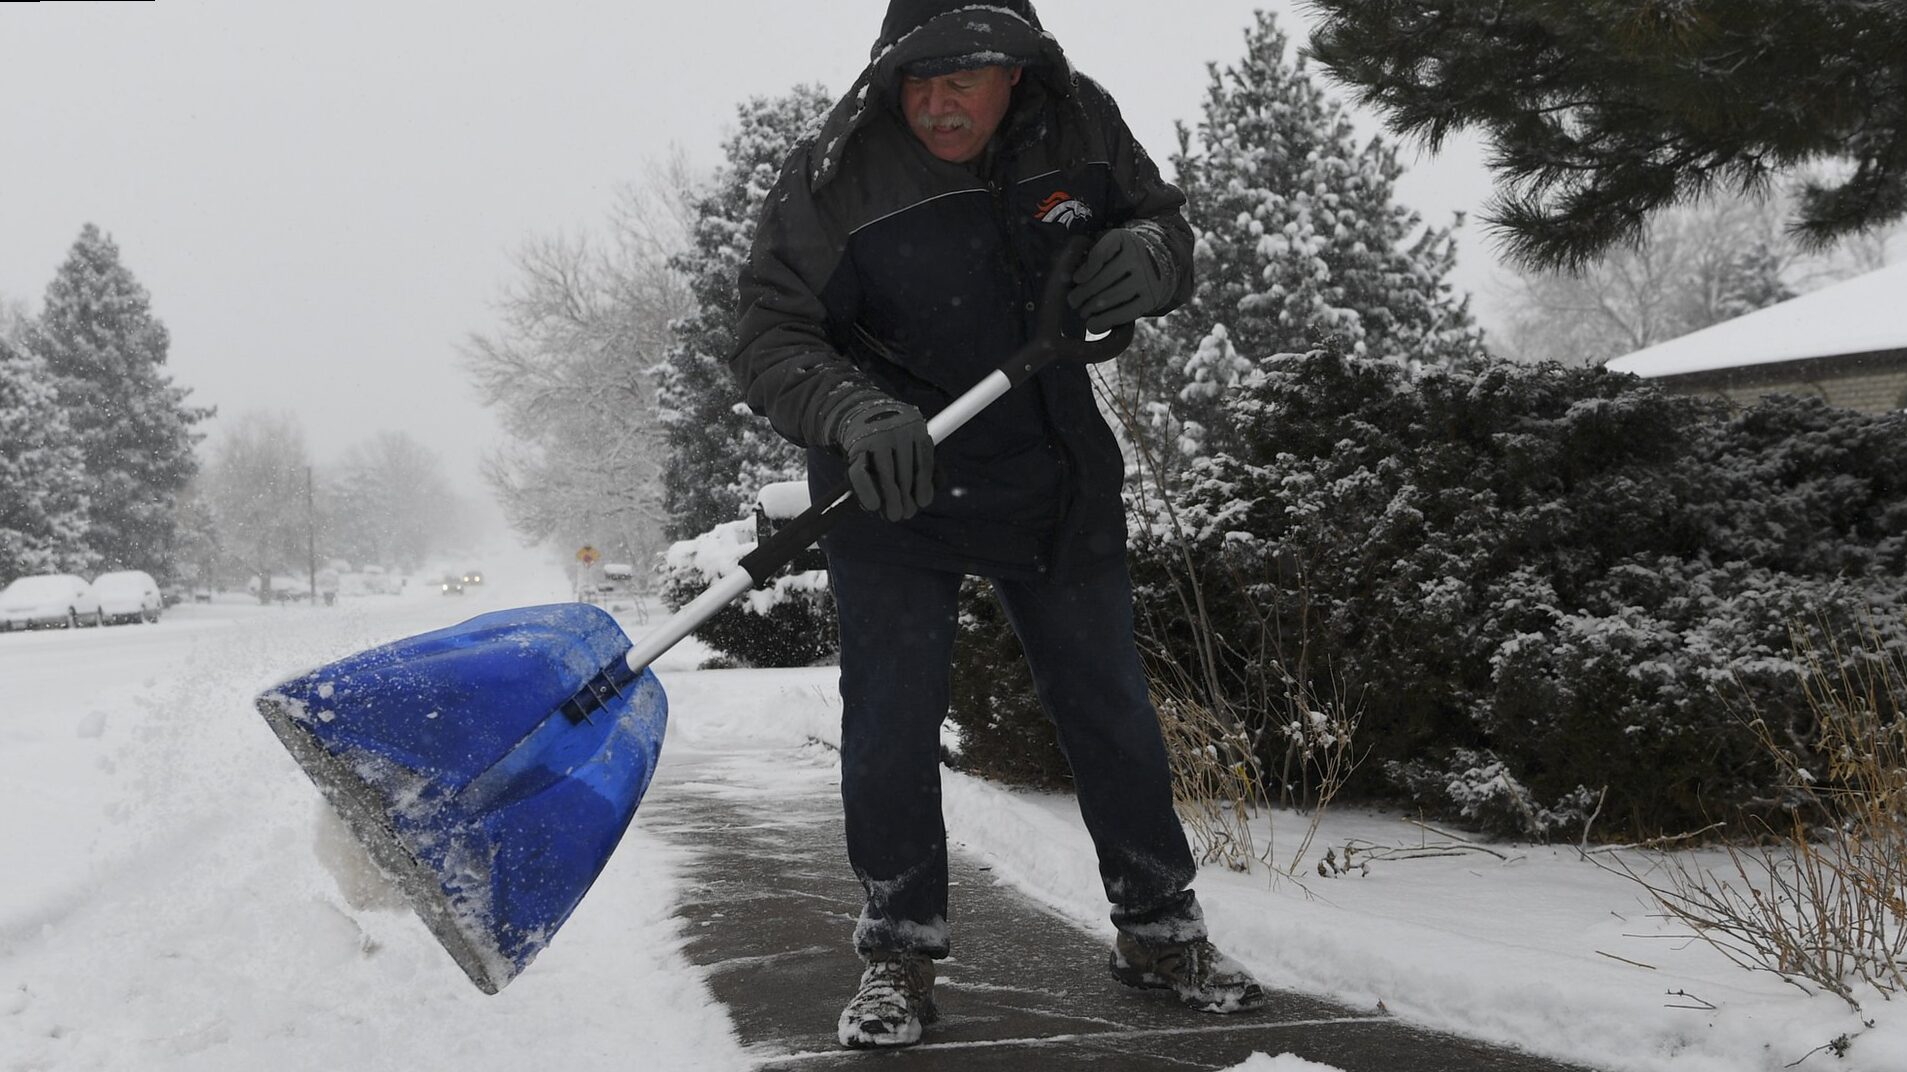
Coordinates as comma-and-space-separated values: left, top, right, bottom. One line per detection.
1034, 190, 1094, 226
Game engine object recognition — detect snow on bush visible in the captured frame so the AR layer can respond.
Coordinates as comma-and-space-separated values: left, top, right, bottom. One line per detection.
1130, 349, 1907, 840
658, 517, 835, 668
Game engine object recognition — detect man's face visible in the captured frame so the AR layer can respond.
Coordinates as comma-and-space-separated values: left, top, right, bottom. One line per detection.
900, 65, 1022, 164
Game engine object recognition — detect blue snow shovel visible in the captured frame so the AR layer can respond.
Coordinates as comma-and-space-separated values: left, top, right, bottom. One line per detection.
254, 237, 1130, 994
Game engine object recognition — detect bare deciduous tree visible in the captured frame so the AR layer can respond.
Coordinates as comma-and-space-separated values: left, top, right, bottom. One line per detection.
1494, 187, 1901, 367
201, 410, 312, 602
463, 153, 698, 577
326, 431, 463, 572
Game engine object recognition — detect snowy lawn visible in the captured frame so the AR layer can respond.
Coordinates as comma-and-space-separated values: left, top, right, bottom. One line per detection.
2, 548, 1899, 1071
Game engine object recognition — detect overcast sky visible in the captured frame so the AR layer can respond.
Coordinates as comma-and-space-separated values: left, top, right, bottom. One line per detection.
0, 0, 1497, 502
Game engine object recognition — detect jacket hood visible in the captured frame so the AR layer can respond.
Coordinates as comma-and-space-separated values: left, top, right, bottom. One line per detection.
806, 2, 1073, 189
872, 1, 1051, 84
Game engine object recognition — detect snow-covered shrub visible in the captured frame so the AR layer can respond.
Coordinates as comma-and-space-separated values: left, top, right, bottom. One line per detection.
1389, 748, 1601, 840
658, 518, 835, 668
1130, 349, 1907, 840
1621, 626, 1907, 1009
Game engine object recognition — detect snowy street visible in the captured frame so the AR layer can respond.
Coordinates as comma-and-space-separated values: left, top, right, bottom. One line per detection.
3, 549, 1901, 1071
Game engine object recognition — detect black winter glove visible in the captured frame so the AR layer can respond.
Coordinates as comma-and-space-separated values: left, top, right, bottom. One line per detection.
831, 395, 935, 522
1068, 228, 1172, 333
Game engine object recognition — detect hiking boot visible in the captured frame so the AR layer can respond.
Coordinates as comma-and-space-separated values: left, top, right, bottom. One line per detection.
1109, 933, 1267, 1013
837, 951, 938, 1049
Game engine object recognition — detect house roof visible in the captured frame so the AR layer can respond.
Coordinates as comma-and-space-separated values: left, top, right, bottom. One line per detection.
1605, 260, 1907, 378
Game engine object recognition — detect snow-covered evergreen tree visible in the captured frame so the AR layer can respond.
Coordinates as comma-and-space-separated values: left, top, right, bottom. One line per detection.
1137, 12, 1483, 463
960, 16, 1482, 781
1715, 239, 1796, 321
657, 86, 832, 540
26, 225, 208, 577
0, 338, 92, 578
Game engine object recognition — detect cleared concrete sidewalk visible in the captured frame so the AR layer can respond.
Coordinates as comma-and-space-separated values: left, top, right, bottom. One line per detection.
638, 744, 1603, 1072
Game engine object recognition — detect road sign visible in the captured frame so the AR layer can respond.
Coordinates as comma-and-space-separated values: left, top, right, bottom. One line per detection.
576, 545, 600, 566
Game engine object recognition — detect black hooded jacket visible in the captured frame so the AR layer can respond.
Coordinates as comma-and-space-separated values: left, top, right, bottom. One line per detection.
730, 2, 1194, 579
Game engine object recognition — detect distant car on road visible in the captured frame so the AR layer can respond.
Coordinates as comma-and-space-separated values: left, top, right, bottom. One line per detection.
441, 575, 464, 595
461, 569, 484, 586
350, 565, 402, 596
247, 575, 313, 603
92, 570, 164, 624
0, 574, 104, 630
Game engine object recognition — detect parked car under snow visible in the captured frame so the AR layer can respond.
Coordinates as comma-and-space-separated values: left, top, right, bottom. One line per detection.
0, 574, 104, 630
93, 570, 164, 624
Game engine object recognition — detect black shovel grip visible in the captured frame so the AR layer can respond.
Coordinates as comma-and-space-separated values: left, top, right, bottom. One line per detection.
1037, 235, 1137, 369
737, 235, 1134, 587
738, 489, 862, 585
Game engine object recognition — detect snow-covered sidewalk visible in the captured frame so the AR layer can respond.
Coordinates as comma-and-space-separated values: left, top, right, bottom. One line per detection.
640, 706, 1595, 1071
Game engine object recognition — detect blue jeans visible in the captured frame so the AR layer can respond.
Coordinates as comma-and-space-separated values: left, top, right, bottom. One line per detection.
829, 555, 1205, 957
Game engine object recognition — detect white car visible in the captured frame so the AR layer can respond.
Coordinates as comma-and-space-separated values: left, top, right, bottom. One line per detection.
93, 569, 164, 624
0, 573, 105, 630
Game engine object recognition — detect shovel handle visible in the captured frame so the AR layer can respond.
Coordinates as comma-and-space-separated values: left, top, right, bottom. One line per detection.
623, 236, 1134, 675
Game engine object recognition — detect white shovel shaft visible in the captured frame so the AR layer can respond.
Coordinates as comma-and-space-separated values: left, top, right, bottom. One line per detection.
623, 569, 753, 675
927, 370, 1011, 442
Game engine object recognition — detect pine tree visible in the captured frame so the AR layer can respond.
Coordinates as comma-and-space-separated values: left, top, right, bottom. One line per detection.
27, 225, 209, 577
1307, 0, 1907, 268
0, 338, 92, 578
657, 86, 833, 540
1715, 240, 1796, 322
1133, 12, 1482, 463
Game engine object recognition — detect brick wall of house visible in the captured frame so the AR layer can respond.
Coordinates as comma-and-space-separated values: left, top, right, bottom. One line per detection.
1644, 349, 1907, 415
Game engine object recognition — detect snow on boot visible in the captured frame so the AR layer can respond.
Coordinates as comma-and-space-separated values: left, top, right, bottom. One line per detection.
837, 951, 938, 1049
1109, 933, 1267, 1013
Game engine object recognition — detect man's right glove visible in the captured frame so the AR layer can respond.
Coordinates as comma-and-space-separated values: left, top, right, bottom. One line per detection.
830, 395, 935, 522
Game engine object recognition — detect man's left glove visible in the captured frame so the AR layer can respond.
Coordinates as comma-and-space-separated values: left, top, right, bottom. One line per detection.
830, 394, 936, 523
1068, 228, 1172, 333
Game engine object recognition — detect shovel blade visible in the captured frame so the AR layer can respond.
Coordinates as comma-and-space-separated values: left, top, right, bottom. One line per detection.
256, 602, 666, 993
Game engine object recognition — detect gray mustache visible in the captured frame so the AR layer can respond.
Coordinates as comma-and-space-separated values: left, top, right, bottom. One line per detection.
913, 113, 973, 134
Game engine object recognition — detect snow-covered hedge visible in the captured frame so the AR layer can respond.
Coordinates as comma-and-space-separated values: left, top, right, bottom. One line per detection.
1119, 351, 1907, 840
658, 518, 835, 668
